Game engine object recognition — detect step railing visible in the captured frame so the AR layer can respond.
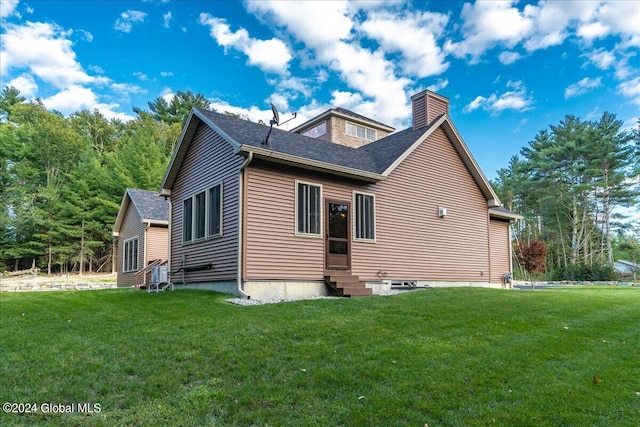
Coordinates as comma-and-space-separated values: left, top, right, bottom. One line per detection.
133, 259, 167, 289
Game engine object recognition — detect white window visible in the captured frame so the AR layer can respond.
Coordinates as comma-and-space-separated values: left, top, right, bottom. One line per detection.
183, 182, 223, 243
354, 192, 375, 241
296, 181, 322, 236
346, 122, 376, 142
123, 237, 139, 272
302, 121, 327, 138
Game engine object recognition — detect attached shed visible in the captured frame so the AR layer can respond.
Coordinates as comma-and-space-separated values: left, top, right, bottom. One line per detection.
112, 188, 169, 287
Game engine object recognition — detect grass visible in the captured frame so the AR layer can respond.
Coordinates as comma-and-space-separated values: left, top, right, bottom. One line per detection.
1, 287, 639, 426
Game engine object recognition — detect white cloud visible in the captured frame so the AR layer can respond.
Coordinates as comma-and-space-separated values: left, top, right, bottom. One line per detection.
446, 1, 533, 61
330, 90, 363, 108
577, 21, 610, 40
564, 77, 602, 99
1, 21, 96, 88
447, 1, 638, 62
1, 19, 139, 120
0, 0, 19, 18
41, 84, 132, 120
209, 99, 273, 124
594, 1, 640, 47
585, 48, 616, 70
427, 79, 449, 93
7, 73, 38, 97
163, 12, 172, 29
110, 82, 145, 95
618, 77, 640, 106
464, 82, 533, 114
246, 1, 353, 48
133, 71, 148, 80
464, 95, 486, 113
199, 13, 291, 74
358, 10, 449, 78
245, 1, 413, 128
160, 71, 173, 77
78, 29, 93, 42
114, 10, 147, 33
614, 53, 636, 80
498, 51, 522, 65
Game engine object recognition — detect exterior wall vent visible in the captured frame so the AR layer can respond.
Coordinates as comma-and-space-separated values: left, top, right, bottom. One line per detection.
438, 207, 447, 218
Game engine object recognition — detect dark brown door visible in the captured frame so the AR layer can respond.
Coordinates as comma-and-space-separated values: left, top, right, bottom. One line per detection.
325, 200, 351, 270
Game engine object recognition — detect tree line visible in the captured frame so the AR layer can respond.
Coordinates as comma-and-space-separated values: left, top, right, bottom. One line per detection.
492, 113, 640, 280
0, 87, 211, 274
1, 84, 639, 278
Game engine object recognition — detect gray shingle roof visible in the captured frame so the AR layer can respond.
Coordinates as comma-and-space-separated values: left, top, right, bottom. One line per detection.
332, 107, 395, 130
196, 109, 378, 172
194, 108, 429, 175
127, 188, 169, 222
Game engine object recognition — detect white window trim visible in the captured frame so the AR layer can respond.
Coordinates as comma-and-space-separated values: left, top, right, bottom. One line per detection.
346, 121, 376, 142
295, 180, 323, 238
353, 191, 376, 243
182, 181, 224, 245
123, 236, 139, 272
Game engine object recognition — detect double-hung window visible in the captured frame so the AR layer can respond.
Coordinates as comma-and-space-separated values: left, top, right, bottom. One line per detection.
296, 181, 321, 236
123, 237, 139, 272
183, 182, 223, 243
354, 192, 375, 241
346, 122, 376, 142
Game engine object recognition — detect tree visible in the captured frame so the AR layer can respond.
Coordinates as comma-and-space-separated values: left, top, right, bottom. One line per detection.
136, 90, 211, 126
589, 112, 635, 265
497, 113, 638, 280
109, 115, 172, 191
0, 85, 26, 121
514, 240, 547, 280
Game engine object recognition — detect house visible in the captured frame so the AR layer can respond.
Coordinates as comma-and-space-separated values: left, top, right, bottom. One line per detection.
112, 188, 169, 287
159, 90, 520, 299
614, 260, 639, 275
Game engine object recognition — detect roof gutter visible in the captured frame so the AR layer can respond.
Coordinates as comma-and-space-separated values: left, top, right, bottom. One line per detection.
489, 208, 523, 222
236, 151, 253, 299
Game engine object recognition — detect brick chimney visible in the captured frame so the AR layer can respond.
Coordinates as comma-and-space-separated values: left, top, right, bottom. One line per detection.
411, 90, 450, 130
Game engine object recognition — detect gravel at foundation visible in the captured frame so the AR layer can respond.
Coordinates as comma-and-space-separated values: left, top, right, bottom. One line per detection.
226, 288, 420, 306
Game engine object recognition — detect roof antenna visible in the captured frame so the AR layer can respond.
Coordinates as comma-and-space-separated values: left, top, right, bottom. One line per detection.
263, 103, 297, 147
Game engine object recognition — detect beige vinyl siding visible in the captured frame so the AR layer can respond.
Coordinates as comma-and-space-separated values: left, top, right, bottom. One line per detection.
412, 95, 427, 130
244, 126, 492, 283
146, 225, 168, 263
117, 202, 144, 287
245, 164, 324, 279
170, 123, 243, 283
489, 218, 511, 284
351, 126, 489, 282
412, 91, 449, 130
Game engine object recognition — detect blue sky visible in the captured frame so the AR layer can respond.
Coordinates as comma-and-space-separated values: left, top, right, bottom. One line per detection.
1, 0, 639, 180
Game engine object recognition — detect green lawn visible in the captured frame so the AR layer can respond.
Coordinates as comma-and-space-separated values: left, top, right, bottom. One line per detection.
1, 287, 638, 426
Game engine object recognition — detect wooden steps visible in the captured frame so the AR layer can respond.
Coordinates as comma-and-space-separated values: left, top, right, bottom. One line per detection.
324, 271, 373, 297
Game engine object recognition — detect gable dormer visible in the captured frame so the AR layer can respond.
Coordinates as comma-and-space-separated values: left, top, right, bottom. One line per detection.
292, 107, 395, 148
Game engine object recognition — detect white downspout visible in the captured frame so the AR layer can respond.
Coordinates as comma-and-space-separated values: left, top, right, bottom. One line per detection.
167, 199, 172, 282
143, 223, 149, 286
236, 152, 253, 299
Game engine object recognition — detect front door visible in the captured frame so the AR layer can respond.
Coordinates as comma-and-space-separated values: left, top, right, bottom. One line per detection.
325, 200, 351, 270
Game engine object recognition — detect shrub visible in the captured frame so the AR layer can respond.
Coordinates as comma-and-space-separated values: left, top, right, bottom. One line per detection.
551, 263, 618, 281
